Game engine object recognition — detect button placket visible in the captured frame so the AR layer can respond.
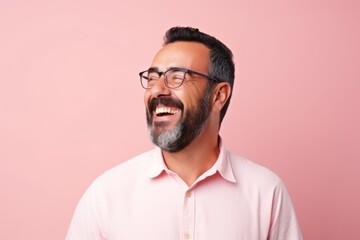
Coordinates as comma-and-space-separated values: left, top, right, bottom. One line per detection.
182, 189, 195, 239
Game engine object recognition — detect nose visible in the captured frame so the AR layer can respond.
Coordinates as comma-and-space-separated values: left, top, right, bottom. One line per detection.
148, 76, 171, 98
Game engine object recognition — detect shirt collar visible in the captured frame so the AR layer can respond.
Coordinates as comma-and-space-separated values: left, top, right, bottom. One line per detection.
146, 147, 167, 178
215, 138, 236, 183
146, 137, 236, 183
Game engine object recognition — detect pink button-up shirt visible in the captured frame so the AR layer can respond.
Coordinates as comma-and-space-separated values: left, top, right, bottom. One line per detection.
66, 141, 302, 240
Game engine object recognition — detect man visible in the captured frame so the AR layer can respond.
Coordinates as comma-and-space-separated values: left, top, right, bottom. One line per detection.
66, 27, 302, 240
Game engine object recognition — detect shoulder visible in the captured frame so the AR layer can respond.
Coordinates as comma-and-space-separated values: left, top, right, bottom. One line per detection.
89, 149, 156, 191
227, 151, 283, 189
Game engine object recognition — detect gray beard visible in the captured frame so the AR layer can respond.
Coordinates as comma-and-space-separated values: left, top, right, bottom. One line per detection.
146, 83, 213, 152
147, 122, 183, 152
147, 88, 212, 152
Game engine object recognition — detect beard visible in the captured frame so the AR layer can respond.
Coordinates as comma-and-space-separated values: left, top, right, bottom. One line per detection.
146, 87, 212, 152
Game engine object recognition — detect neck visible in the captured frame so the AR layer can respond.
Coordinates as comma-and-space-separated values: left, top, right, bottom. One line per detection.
162, 130, 220, 186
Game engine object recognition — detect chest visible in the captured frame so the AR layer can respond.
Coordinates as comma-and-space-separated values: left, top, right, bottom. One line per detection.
105, 176, 273, 240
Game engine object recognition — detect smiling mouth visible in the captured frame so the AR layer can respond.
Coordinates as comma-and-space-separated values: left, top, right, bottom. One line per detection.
154, 107, 179, 117
148, 97, 183, 121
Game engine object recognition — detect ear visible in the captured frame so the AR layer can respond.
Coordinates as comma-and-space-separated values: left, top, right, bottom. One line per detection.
211, 82, 231, 112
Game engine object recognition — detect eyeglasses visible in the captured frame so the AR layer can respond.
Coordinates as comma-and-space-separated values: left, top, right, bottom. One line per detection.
139, 67, 219, 89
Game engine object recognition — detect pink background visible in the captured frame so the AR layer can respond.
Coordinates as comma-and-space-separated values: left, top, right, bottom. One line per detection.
1, 0, 359, 239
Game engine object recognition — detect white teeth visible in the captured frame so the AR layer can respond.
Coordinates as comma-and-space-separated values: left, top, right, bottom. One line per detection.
155, 107, 178, 115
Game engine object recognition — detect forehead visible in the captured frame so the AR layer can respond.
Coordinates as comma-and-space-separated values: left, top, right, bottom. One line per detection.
151, 41, 210, 71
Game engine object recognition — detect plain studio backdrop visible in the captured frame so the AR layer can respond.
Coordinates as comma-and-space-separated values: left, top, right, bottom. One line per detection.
0, 0, 359, 239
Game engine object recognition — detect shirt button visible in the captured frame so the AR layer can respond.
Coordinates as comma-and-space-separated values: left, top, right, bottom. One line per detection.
184, 232, 191, 239
186, 191, 192, 198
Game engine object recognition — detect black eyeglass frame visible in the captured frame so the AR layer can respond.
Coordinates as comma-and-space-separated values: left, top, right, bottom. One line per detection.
139, 67, 220, 89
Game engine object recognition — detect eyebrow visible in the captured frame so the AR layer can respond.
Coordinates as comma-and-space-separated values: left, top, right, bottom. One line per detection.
147, 66, 182, 73
147, 67, 159, 73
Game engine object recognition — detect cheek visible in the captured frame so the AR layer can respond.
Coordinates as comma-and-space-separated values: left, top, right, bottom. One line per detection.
171, 90, 188, 108
177, 87, 204, 108
177, 95, 198, 113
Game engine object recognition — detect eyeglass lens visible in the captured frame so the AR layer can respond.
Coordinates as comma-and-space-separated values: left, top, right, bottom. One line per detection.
141, 69, 186, 89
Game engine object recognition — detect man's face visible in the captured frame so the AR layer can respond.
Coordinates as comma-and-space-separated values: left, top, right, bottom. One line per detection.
144, 41, 213, 152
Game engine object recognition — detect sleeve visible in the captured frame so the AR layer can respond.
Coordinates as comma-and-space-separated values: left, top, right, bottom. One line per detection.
268, 180, 303, 240
65, 179, 108, 240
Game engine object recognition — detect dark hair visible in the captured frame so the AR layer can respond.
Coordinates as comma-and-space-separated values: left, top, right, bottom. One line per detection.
163, 26, 235, 124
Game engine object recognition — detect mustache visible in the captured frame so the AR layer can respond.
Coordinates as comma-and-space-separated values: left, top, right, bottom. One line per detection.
148, 97, 184, 112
